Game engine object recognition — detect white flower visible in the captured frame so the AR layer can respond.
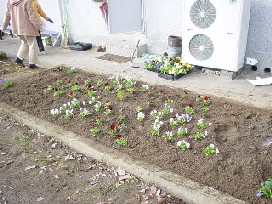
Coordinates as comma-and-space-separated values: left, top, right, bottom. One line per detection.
150, 110, 157, 116
165, 131, 172, 136
137, 112, 145, 119
210, 144, 215, 148
51, 108, 60, 115
82, 101, 86, 106
177, 140, 190, 149
142, 85, 149, 89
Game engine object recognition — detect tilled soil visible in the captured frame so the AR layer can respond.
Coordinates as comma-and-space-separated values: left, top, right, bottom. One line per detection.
0, 65, 271, 204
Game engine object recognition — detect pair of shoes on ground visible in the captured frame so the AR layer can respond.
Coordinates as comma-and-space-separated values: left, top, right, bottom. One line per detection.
15, 57, 39, 69
40, 51, 46, 55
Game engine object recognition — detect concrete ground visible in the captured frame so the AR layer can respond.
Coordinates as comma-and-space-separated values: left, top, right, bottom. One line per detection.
1, 37, 272, 110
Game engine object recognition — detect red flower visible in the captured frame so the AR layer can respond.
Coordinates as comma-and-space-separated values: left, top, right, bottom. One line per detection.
159, 89, 164, 94
54, 87, 58, 91
69, 91, 74, 95
86, 84, 92, 90
204, 96, 210, 101
168, 95, 172, 99
108, 105, 113, 110
75, 82, 78, 85
68, 79, 71, 83
188, 103, 193, 108
110, 123, 115, 130
91, 124, 97, 128
104, 82, 109, 86
118, 121, 122, 126
116, 134, 122, 139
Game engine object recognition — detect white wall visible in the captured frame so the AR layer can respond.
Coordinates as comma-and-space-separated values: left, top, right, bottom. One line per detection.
144, 0, 183, 55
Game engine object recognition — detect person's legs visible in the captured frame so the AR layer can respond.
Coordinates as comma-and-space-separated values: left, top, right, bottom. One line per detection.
16, 35, 29, 66
36, 30, 45, 52
26, 36, 39, 67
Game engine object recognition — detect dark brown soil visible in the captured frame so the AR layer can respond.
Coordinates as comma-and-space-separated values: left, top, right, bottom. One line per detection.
96, 54, 131, 63
0, 66, 271, 204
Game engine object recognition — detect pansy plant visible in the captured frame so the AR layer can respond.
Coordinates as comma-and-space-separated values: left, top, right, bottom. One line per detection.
177, 127, 188, 137
53, 88, 63, 97
117, 122, 127, 132
137, 112, 145, 122
70, 98, 81, 109
177, 140, 190, 151
94, 101, 102, 112
1, 79, 13, 88
184, 103, 195, 115
192, 131, 207, 140
163, 103, 173, 115
95, 116, 103, 125
64, 109, 73, 119
163, 131, 175, 141
203, 144, 219, 156
107, 123, 116, 136
116, 134, 128, 146
79, 108, 90, 118
256, 178, 272, 200
90, 124, 100, 136
141, 85, 149, 92
66, 66, 78, 74
176, 113, 192, 125
104, 104, 114, 115
197, 119, 208, 130
165, 95, 173, 103
151, 119, 163, 136
71, 82, 81, 91
169, 118, 178, 127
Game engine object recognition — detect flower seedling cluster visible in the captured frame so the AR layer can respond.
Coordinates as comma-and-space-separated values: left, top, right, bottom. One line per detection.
256, 178, 272, 200
203, 144, 219, 156
1, 79, 13, 88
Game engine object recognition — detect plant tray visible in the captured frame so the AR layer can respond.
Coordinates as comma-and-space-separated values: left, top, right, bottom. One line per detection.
146, 68, 160, 73
69, 42, 92, 51
158, 73, 186, 81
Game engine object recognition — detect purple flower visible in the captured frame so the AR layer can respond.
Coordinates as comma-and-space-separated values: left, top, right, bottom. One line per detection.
72, 67, 78, 71
256, 192, 263, 197
1, 79, 5, 85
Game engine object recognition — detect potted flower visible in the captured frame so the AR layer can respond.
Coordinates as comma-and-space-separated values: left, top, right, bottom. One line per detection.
158, 56, 193, 80
144, 57, 162, 73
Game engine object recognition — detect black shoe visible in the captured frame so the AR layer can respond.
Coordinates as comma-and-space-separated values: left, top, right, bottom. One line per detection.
15, 57, 25, 67
29, 64, 39, 69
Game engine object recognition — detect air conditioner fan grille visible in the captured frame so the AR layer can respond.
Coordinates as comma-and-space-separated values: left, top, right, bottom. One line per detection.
189, 34, 214, 61
190, 0, 216, 29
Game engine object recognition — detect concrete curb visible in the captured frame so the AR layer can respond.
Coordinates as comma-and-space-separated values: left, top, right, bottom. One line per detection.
0, 102, 247, 204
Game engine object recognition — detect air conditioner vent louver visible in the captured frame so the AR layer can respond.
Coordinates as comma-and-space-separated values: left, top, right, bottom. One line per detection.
189, 34, 214, 61
190, 0, 216, 29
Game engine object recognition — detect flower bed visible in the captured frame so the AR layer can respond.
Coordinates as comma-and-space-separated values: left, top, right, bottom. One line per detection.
0, 67, 271, 203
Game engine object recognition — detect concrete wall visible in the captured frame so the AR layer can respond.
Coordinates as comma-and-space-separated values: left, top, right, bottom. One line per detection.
245, 0, 272, 71
144, 0, 183, 55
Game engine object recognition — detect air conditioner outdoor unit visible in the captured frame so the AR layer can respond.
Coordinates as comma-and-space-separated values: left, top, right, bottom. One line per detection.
182, 0, 251, 72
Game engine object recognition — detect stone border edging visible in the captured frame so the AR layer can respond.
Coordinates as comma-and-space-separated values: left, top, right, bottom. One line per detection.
0, 102, 246, 204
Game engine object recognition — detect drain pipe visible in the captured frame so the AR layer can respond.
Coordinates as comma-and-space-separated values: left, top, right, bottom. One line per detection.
57, 0, 64, 44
